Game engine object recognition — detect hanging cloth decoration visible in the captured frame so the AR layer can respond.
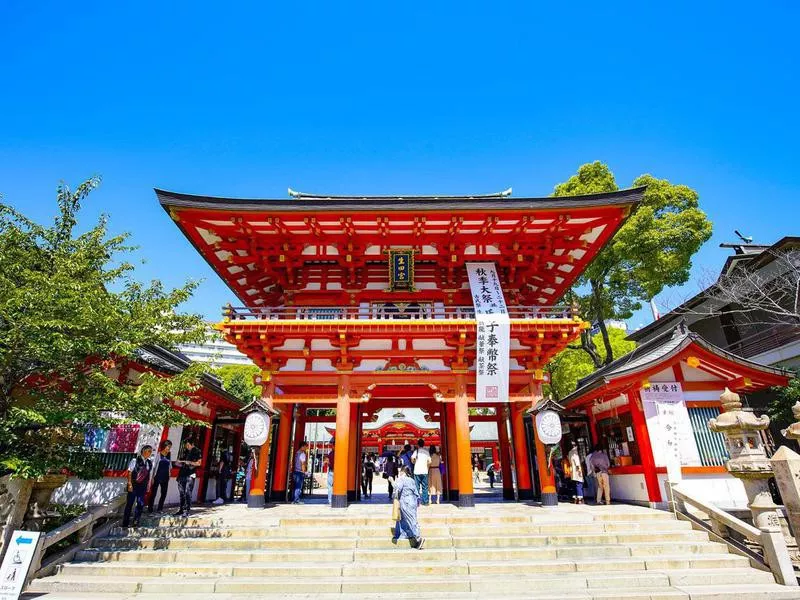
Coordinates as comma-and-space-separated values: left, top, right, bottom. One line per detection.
466, 262, 510, 403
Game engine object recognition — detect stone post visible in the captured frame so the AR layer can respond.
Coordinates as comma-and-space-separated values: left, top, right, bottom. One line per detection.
772, 401, 800, 541
709, 388, 797, 585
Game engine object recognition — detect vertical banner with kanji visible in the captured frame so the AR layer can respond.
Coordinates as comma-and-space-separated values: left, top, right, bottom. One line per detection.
466, 263, 510, 403
640, 382, 701, 482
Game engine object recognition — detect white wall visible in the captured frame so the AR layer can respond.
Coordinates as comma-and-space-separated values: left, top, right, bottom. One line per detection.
609, 473, 649, 504
52, 476, 201, 508
657, 473, 749, 510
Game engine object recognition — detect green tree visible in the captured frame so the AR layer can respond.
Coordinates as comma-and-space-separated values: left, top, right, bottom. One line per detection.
214, 364, 261, 404
768, 373, 800, 432
554, 162, 712, 366
0, 178, 207, 479
545, 328, 636, 401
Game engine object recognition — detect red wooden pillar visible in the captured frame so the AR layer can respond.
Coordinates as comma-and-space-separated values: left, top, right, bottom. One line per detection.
347, 403, 359, 501
454, 374, 474, 507
587, 406, 599, 447
196, 408, 216, 504
249, 433, 272, 508
270, 403, 294, 501
445, 402, 460, 501
534, 430, 558, 506
332, 375, 351, 508
510, 402, 533, 500
293, 408, 306, 447
627, 390, 662, 503
497, 407, 514, 500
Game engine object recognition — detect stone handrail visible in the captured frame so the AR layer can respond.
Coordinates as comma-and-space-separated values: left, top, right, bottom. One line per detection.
669, 483, 797, 586
29, 493, 126, 580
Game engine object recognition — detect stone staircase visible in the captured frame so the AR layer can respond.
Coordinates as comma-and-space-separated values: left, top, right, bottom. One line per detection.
25, 502, 800, 599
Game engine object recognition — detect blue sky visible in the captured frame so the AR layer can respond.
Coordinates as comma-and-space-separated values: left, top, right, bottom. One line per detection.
1, 2, 798, 329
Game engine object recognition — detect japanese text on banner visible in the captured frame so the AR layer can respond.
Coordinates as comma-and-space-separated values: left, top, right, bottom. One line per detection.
466, 263, 510, 403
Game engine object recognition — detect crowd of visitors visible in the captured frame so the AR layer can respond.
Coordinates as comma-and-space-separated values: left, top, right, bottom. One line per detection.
120, 430, 614, 530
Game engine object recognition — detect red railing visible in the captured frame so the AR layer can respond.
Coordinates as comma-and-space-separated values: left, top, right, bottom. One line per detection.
725, 323, 800, 359
222, 304, 578, 322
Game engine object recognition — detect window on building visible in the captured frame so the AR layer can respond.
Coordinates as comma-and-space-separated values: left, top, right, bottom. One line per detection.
597, 413, 640, 467
687, 406, 729, 466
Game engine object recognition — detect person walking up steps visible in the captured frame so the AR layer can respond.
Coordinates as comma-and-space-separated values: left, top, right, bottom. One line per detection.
392, 467, 425, 549
428, 446, 442, 504
412, 438, 431, 505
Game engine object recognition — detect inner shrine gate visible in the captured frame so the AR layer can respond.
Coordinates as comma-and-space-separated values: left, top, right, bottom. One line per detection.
159, 186, 643, 507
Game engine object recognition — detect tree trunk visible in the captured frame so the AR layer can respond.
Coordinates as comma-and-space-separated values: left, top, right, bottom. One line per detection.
597, 317, 615, 366
590, 280, 615, 366
544, 364, 560, 401
580, 329, 603, 369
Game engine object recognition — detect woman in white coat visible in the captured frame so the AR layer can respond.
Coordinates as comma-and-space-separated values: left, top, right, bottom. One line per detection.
568, 442, 584, 504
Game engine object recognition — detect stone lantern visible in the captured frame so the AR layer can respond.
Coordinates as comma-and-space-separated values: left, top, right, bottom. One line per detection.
708, 388, 779, 531
781, 401, 800, 441
770, 401, 800, 552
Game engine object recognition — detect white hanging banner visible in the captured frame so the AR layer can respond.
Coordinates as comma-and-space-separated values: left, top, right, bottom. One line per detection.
466, 263, 510, 403
640, 382, 701, 482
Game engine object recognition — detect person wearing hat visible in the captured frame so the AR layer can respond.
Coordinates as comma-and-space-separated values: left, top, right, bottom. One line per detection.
324, 438, 335, 505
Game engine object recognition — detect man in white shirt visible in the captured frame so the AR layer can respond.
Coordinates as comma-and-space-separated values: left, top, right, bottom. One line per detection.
411, 438, 431, 505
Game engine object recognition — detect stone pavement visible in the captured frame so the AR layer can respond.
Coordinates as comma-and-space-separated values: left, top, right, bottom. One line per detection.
23, 501, 800, 599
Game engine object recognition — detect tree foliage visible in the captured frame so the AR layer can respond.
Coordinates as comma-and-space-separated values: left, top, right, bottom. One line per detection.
768, 373, 800, 432
545, 328, 636, 401
214, 364, 260, 404
553, 162, 712, 366
0, 178, 207, 478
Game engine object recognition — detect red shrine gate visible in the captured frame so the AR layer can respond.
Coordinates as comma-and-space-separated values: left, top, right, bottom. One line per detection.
159, 186, 643, 507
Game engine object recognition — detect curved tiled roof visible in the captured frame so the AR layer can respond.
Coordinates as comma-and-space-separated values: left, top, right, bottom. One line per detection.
562, 323, 790, 407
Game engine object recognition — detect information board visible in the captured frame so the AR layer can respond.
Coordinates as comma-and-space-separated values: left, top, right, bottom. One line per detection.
0, 530, 41, 600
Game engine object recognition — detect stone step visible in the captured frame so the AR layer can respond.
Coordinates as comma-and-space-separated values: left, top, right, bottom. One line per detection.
77, 540, 730, 566
113, 519, 694, 540
92, 528, 710, 551
451, 541, 730, 561
77, 548, 358, 563
137, 509, 677, 530
31, 504, 791, 599
19, 588, 800, 600
60, 554, 751, 579
27, 568, 778, 596
20, 585, 800, 600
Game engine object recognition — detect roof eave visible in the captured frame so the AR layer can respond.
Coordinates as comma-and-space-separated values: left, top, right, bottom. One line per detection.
156, 186, 646, 214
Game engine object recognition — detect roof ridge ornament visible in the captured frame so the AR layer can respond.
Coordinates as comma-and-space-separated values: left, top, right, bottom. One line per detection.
285, 187, 513, 200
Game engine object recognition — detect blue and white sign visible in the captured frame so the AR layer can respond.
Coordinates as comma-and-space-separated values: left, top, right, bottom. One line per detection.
0, 530, 41, 600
